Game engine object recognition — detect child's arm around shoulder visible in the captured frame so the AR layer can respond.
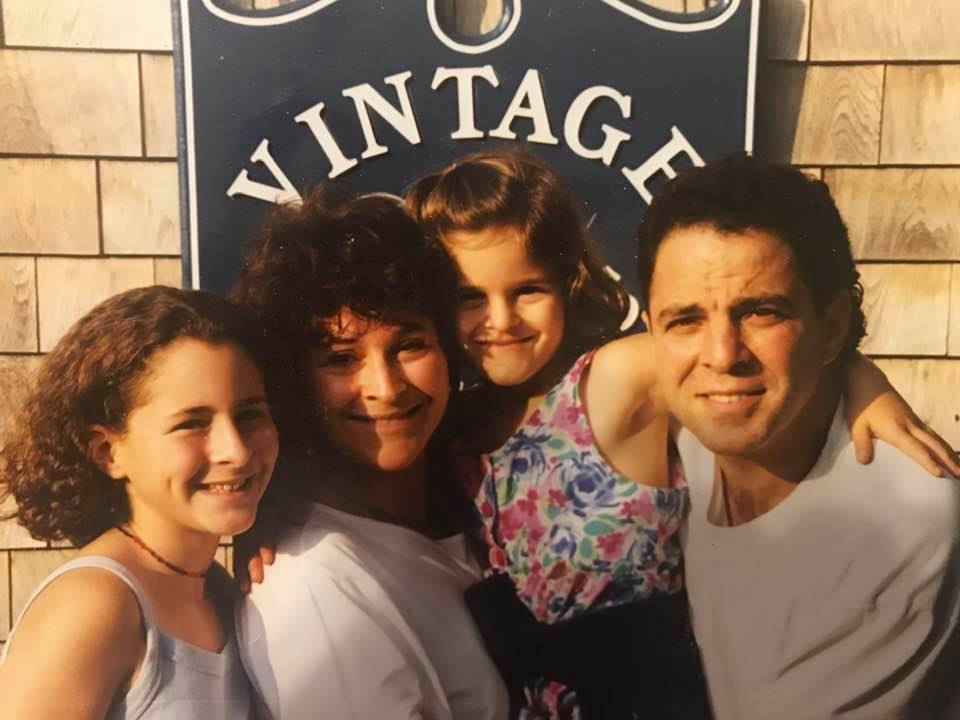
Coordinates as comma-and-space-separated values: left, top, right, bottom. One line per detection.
586, 332, 665, 428
0, 567, 144, 720
583, 334, 673, 487
844, 352, 960, 477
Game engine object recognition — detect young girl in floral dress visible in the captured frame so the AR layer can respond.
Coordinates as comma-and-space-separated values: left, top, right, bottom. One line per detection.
405, 150, 958, 719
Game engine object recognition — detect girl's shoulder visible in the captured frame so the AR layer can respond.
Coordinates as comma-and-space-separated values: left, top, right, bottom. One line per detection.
1, 558, 144, 686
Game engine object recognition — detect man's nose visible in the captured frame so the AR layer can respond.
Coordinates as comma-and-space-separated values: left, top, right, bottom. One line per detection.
702, 319, 748, 372
209, 417, 253, 467
361, 355, 406, 400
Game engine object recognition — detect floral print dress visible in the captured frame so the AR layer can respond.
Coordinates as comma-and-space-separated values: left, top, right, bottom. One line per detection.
463, 350, 689, 719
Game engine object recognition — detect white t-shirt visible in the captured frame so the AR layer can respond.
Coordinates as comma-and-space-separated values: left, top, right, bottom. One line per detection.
236, 503, 509, 720
678, 408, 960, 719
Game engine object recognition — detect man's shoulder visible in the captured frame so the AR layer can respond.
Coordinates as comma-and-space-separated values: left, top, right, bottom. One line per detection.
823, 437, 960, 539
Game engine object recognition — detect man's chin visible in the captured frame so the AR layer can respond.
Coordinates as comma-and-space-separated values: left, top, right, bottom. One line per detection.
684, 418, 771, 458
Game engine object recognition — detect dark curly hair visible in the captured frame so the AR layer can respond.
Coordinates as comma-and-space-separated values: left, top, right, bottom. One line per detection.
405, 149, 630, 363
230, 185, 461, 457
0, 286, 267, 547
636, 153, 866, 360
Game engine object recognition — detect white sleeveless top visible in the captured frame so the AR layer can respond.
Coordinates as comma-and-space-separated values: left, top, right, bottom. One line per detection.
2, 556, 255, 720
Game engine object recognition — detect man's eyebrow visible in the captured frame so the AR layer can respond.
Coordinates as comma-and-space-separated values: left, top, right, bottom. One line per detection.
731, 294, 796, 312
656, 303, 704, 324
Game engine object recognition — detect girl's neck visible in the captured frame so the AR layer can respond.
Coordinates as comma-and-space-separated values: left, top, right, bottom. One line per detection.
484, 344, 579, 437
310, 454, 430, 531
114, 515, 219, 596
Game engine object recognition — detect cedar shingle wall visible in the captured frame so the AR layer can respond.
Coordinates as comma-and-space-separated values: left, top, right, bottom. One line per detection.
0, 0, 957, 641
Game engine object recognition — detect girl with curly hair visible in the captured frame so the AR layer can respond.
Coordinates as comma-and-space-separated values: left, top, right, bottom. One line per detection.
0, 286, 279, 719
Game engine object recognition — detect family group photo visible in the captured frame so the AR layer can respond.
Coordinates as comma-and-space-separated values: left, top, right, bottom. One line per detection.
0, 1, 958, 718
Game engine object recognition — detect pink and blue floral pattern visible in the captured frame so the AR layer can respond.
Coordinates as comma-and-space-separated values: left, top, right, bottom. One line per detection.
461, 350, 688, 718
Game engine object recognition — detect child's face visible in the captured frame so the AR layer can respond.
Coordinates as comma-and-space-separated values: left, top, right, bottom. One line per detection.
105, 338, 279, 540
445, 227, 565, 388
308, 308, 450, 472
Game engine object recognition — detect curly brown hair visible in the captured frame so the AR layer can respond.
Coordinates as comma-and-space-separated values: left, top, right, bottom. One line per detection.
230, 185, 461, 458
405, 149, 630, 364
0, 286, 267, 547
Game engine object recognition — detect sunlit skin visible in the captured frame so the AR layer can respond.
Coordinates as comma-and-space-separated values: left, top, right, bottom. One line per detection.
445, 226, 566, 392
101, 339, 279, 570
309, 309, 450, 473
643, 223, 851, 492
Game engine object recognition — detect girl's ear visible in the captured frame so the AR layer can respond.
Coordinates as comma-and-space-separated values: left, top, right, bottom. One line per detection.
88, 426, 126, 480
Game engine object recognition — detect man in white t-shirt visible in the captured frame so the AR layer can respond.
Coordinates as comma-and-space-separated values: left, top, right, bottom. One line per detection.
636, 155, 960, 719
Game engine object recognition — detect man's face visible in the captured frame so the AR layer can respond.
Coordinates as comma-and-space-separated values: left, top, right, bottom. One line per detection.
644, 223, 848, 460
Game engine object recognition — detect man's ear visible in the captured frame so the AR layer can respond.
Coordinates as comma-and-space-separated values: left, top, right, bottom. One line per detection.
822, 291, 853, 366
88, 426, 126, 480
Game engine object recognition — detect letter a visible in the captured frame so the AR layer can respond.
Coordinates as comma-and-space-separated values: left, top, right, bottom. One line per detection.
489, 69, 559, 145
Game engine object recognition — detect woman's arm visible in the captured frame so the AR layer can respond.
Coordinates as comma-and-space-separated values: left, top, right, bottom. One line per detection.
0, 568, 143, 720
844, 352, 960, 476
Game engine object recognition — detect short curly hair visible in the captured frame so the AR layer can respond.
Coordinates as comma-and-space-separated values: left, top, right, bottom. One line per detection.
405, 149, 630, 363
230, 185, 460, 457
636, 153, 866, 360
0, 286, 267, 547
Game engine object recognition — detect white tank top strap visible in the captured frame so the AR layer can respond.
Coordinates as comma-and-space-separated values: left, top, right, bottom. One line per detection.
1, 555, 163, 717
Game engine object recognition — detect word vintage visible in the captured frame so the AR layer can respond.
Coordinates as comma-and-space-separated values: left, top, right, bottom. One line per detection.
174, 0, 759, 298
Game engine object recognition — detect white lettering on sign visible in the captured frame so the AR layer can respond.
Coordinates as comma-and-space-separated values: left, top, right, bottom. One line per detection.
489, 68, 559, 145
622, 125, 705, 203
564, 85, 632, 167
432, 65, 500, 140
342, 71, 422, 159
294, 102, 359, 178
226, 67, 705, 208
226, 139, 302, 204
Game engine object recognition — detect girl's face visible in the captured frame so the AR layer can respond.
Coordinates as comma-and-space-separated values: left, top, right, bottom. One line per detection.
445, 227, 565, 388
102, 338, 279, 540
309, 308, 450, 472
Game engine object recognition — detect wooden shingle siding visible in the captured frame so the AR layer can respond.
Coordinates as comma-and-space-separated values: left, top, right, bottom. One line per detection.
155, 258, 185, 288
757, 64, 883, 165
0, 159, 99, 254
0, 258, 37, 354
36, 258, 155, 352
2, 0, 173, 51
811, 0, 960, 62
881, 65, 960, 165
858, 264, 951, 356
141, 54, 178, 159
760, 0, 809, 62
0, 50, 141, 156
826, 168, 960, 261
950, 266, 960, 358
100, 161, 181, 256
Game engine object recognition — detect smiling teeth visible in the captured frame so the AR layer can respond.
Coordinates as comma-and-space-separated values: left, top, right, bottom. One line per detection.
202, 480, 247, 493
710, 394, 754, 403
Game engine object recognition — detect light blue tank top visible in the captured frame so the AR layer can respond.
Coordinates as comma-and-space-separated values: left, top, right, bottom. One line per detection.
1, 556, 255, 720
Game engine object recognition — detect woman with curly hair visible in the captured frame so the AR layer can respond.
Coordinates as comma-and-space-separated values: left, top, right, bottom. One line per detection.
0, 286, 279, 719
232, 187, 508, 720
